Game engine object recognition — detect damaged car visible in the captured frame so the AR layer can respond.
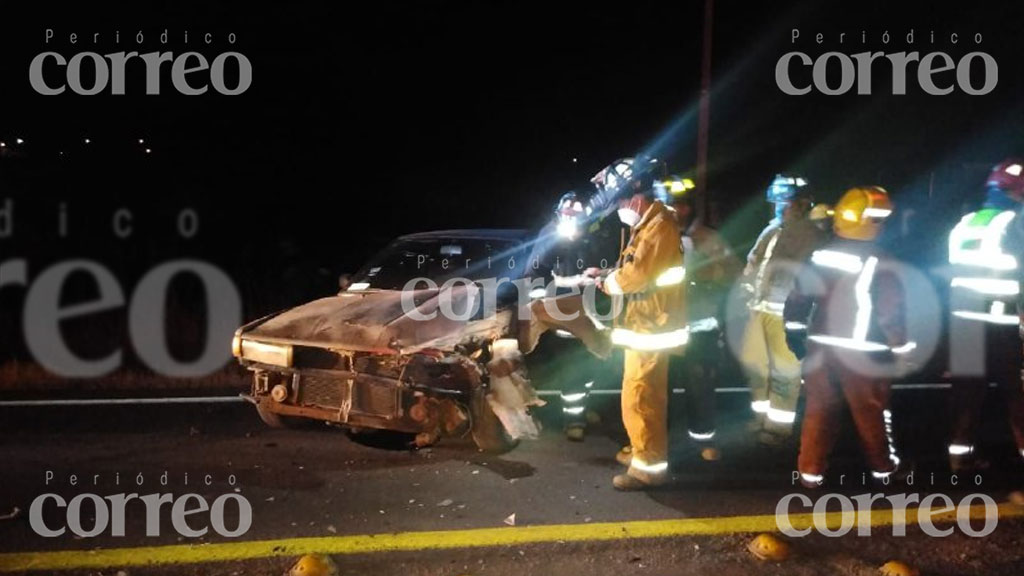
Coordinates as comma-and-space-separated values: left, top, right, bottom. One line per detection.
232, 229, 554, 453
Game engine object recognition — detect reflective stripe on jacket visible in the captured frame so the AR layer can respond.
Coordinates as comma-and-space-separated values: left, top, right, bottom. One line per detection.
948, 208, 1021, 325
785, 239, 911, 354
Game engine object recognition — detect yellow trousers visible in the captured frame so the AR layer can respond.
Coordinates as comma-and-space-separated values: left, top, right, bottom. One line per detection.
741, 310, 802, 436
622, 349, 670, 466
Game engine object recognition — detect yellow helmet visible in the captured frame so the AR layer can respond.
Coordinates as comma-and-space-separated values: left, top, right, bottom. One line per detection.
833, 186, 893, 240
879, 560, 920, 576
747, 533, 791, 562
288, 554, 338, 576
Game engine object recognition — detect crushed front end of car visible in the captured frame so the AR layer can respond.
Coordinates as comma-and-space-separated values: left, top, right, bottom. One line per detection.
233, 284, 543, 452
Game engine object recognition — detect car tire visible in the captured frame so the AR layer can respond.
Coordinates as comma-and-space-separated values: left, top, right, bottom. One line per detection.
470, 390, 519, 454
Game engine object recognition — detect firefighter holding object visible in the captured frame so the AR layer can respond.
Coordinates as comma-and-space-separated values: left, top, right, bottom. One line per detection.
741, 175, 825, 444
946, 159, 1024, 473
529, 190, 624, 441
785, 187, 910, 487
588, 157, 688, 490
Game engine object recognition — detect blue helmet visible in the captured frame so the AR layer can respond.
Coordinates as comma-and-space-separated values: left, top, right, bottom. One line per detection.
766, 174, 811, 204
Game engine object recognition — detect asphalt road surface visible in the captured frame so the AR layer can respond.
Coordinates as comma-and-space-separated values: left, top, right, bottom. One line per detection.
2, 384, 1024, 575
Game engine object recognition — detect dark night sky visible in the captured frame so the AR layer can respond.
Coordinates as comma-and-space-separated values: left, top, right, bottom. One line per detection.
2, 0, 1024, 304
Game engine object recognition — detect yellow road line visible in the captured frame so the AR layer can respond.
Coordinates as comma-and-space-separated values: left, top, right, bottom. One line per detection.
2, 504, 1021, 572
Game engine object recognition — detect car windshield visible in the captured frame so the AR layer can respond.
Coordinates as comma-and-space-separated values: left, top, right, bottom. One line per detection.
349, 237, 527, 291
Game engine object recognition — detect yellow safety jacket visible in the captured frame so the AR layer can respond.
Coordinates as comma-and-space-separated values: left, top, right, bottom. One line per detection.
603, 201, 688, 351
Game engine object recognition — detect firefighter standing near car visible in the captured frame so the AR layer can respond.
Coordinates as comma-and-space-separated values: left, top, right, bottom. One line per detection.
946, 159, 1024, 473
784, 187, 911, 487
530, 190, 624, 441
741, 175, 825, 445
658, 178, 741, 461
585, 157, 687, 491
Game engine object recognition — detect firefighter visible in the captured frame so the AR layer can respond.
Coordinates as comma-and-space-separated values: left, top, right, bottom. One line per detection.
532, 190, 621, 441
741, 175, 825, 445
785, 187, 911, 487
658, 178, 741, 461
946, 158, 1024, 473
587, 157, 688, 490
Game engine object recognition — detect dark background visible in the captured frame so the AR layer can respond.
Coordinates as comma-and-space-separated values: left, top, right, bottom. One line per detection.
1, 1, 1023, 374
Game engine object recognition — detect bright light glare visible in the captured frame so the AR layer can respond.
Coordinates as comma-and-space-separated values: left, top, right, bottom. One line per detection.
557, 218, 577, 239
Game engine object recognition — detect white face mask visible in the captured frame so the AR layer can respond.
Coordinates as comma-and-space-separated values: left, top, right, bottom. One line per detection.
617, 199, 642, 227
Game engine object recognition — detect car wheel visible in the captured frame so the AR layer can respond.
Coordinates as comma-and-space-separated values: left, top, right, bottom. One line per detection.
470, 390, 519, 454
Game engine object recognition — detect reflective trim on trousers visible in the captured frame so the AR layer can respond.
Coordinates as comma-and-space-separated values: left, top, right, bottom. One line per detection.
560, 392, 588, 403
631, 458, 668, 474
949, 444, 974, 456
751, 400, 770, 414
883, 409, 900, 468
687, 430, 716, 442
801, 472, 824, 484
767, 407, 796, 424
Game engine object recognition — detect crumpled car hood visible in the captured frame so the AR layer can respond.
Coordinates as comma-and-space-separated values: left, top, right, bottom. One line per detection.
240, 288, 513, 353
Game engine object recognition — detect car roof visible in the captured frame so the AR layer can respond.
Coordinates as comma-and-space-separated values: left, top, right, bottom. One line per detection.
397, 229, 532, 243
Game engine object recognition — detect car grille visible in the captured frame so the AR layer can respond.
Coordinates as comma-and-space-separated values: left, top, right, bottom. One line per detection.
299, 375, 346, 408
297, 373, 400, 419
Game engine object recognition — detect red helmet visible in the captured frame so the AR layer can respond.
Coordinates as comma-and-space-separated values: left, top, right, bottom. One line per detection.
986, 158, 1024, 201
